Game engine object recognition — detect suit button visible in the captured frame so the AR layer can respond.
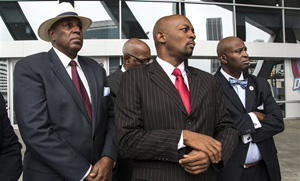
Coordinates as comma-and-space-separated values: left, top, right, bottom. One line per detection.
187, 121, 191, 125
93, 136, 97, 140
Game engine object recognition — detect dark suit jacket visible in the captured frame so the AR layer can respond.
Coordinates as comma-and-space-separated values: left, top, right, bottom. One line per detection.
107, 66, 123, 100
107, 66, 133, 181
115, 60, 238, 181
14, 48, 117, 181
0, 93, 22, 181
215, 68, 284, 181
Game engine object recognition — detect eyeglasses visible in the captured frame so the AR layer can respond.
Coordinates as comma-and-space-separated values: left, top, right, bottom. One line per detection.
127, 53, 153, 65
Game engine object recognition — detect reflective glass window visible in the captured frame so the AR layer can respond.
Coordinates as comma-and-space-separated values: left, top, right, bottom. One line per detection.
19, 1, 57, 40
20, 1, 119, 40
189, 59, 212, 73
235, 0, 282, 7
76, 1, 119, 39
284, 0, 300, 7
185, 4, 234, 41
0, 60, 8, 101
0, 16, 13, 41
109, 57, 121, 74
236, 6, 283, 42
184, 0, 233, 3
122, 1, 175, 39
285, 10, 300, 43
0, 2, 37, 40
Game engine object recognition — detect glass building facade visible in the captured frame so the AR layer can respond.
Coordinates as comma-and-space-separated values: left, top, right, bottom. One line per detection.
0, 0, 300, 126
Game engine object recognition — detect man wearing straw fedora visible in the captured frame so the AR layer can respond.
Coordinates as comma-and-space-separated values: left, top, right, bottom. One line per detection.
14, 2, 117, 181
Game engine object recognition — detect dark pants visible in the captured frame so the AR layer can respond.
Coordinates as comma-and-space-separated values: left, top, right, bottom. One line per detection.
112, 158, 133, 181
240, 160, 271, 181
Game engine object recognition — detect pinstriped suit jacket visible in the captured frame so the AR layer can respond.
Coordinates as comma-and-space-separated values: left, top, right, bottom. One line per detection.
115, 60, 238, 181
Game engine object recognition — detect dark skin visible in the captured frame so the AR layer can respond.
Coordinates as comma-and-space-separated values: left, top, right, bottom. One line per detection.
217, 36, 265, 120
123, 38, 151, 70
48, 17, 114, 181
153, 15, 222, 175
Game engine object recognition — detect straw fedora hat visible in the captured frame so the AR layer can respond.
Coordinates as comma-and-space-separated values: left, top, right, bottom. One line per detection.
38, 2, 92, 42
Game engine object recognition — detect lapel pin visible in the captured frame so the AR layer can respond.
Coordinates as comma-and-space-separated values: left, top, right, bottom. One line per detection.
249, 86, 254, 91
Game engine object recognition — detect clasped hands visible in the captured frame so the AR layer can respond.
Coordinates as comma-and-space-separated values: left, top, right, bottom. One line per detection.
179, 130, 222, 175
85, 156, 113, 181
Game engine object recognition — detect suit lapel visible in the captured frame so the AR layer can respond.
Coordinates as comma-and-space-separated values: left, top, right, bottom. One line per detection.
47, 49, 92, 125
215, 69, 245, 113
148, 60, 188, 115
245, 74, 255, 113
79, 57, 97, 128
186, 68, 201, 116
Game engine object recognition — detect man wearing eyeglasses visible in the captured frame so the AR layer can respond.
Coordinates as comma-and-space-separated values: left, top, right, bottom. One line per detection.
107, 38, 152, 101
107, 38, 151, 181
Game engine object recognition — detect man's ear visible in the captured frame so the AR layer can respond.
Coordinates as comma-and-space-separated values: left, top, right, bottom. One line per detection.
156, 32, 166, 44
48, 29, 55, 42
124, 55, 130, 64
219, 54, 228, 64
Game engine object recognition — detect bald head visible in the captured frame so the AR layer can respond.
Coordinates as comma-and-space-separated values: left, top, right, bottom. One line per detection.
122, 38, 151, 70
217, 36, 243, 57
217, 36, 249, 78
153, 15, 196, 66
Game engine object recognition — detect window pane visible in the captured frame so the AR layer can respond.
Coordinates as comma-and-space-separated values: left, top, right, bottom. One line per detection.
0, 60, 8, 101
188, 59, 212, 73
236, 6, 283, 42
184, 0, 233, 3
235, 0, 281, 6
19, 1, 57, 41
122, 1, 175, 39
76, 1, 119, 39
109, 57, 120, 74
185, 4, 234, 41
0, 16, 13, 41
285, 10, 300, 43
20, 1, 119, 40
284, 0, 300, 8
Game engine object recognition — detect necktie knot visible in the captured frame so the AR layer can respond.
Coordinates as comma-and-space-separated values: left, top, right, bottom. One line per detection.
69, 60, 77, 67
172, 68, 182, 77
229, 78, 248, 89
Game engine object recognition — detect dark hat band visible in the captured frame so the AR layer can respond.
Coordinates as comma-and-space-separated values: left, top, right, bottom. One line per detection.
57, 12, 78, 17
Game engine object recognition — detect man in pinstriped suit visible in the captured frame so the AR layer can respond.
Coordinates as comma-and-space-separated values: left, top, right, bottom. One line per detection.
115, 15, 238, 181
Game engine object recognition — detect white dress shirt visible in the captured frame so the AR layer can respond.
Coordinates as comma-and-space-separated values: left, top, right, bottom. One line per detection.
156, 57, 189, 149
53, 47, 92, 180
220, 68, 262, 164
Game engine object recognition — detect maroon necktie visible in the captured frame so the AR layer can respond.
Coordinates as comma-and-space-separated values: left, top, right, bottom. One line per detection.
69, 60, 92, 121
172, 68, 191, 114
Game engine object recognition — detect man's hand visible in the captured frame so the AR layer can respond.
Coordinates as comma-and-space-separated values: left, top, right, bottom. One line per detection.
253, 111, 266, 121
183, 130, 222, 163
85, 156, 114, 181
179, 150, 210, 175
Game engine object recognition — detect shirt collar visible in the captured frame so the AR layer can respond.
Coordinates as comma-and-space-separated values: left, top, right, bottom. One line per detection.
220, 68, 244, 81
53, 47, 80, 70
156, 57, 186, 77
121, 65, 126, 72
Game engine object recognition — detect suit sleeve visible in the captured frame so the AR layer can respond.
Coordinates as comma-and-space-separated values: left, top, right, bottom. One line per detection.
0, 94, 23, 181
100, 74, 118, 161
227, 78, 284, 142
213, 78, 238, 169
115, 70, 182, 163
14, 60, 90, 180
251, 79, 284, 143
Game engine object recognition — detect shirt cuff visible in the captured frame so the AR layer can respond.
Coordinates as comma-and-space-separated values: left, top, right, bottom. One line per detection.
248, 112, 262, 129
178, 131, 186, 149
81, 165, 92, 181
242, 134, 253, 144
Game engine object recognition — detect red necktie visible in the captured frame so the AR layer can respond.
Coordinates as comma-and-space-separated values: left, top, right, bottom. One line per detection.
172, 68, 191, 114
69, 60, 92, 121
